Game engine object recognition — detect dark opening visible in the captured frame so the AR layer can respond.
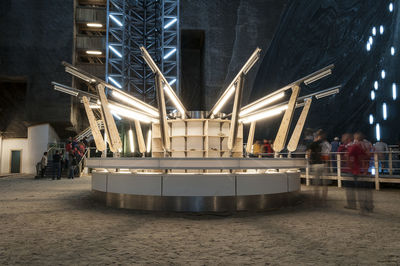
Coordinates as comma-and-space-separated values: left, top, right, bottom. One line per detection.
181, 29, 205, 111
0, 80, 28, 138
11, 150, 21, 173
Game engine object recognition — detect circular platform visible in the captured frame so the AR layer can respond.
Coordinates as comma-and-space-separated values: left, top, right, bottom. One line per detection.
91, 171, 301, 212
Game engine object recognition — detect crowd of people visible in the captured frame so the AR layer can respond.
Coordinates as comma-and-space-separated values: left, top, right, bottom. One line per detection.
40, 137, 88, 180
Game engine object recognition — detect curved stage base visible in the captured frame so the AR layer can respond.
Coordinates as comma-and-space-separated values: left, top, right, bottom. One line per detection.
91, 172, 300, 212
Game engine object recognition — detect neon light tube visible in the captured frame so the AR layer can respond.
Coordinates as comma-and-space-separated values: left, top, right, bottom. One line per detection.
164, 18, 177, 29
109, 45, 122, 58
163, 48, 176, 60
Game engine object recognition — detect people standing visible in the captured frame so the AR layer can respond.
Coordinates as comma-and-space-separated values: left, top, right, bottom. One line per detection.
330, 137, 340, 172
52, 150, 61, 180
374, 140, 388, 172
68, 152, 76, 179
40, 152, 48, 178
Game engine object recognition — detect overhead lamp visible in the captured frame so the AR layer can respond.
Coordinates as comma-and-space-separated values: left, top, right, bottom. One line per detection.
366, 43, 371, 51
383, 102, 387, 120
392, 83, 397, 100
372, 26, 377, 36
389, 2, 394, 12
164, 85, 185, 115
65, 67, 96, 83
368, 36, 373, 45
380, 25, 384, 35
87, 23, 102, 28
304, 69, 332, 85
128, 129, 135, 153
89, 104, 101, 109
212, 85, 236, 115
240, 92, 285, 117
376, 123, 381, 141
108, 104, 158, 123
164, 18, 177, 29
112, 91, 159, 117
169, 78, 177, 86
391, 46, 395, 55
239, 105, 288, 124
374, 81, 379, 90
108, 77, 122, 89
146, 129, 152, 153
109, 14, 123, 27
315, 87, 339, 99
163, 48, 177, 60
381, 70, 386, 79
54, 84, 79, 96
369, 114, 374, 125
371, 90, 375, 100
86, 50, 102, 55
109, 45, 122, 58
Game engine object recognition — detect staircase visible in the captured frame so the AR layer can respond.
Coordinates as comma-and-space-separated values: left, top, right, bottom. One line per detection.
74, 120, 103, 142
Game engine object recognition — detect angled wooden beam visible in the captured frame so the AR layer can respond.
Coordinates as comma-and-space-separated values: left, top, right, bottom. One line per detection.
246, 121, 256, 155
273, 85, 300, 155
134, 120, 146, 154
228, 74, 245, 151
155, 74, 170, 152
81, 96, 106, 151
287, 98, 312, 153
97, 84, 122, 153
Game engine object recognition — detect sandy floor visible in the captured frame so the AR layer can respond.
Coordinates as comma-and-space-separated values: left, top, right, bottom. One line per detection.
0, 175, 400, 265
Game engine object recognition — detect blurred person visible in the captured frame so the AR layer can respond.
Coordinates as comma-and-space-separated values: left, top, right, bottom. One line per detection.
331, 137, 340, 172
345, 134, 374, 214
68, 152, 77, 179
52, 150, 61, 180
338, 133, 353, 174
252, 140, 262, 158
374, 140, 388, 172
307, 130, 328, 204
262, 139, 273, 157
355, 132, 372, 175
40, 152, 48, 178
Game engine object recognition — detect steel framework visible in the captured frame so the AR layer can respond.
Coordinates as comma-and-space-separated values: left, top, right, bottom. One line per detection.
106, 0, 179, 106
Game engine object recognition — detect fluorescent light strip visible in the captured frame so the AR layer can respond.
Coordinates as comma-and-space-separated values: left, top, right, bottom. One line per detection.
393, 83, 397, 100
109, 14, 123, 26
369, 114, 374, 125
169, 78, 177, 86
108, 104, 157, 123
213, 85, 236, 115
240, 105, 288, 124
108, 77, 122, 89
112, 91, 159, 117
163, 85, 185, 115
89, 104, 101, 109
111, 111, 122, 120
376, 123, 381, 141
86, 50, 102, 55
65, 67, 96, 83
146, 130, 152, 153
240, 92, 285, 117
109, 45, 122, 58
87, 23, 102, 28
304, 69, 332, 85
383, 102, 387, 120
163, 48, 176, 59
128, 129, 135, 153
54, 85, 79, 96
164, 18, 177, 29
371, 90, 375, 100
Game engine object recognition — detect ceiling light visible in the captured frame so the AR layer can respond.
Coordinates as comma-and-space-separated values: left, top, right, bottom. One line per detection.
109, 14, 123, 27
108, 104, 158, 123
164, 18, 177, 29
54, 84, 79, 96
128, 129, 135, 153
212, 85, 236, 115
240, 92, 285, 117
109, 45, 122, 58
163, 48, 177, 60
87, 23, 103, 28
108, 77, 122, 89
112, 91, 159, 117
146, 130, 152, 153
304, 69, 332, 85
240, 105, 288, 124
86, 50, 102, 55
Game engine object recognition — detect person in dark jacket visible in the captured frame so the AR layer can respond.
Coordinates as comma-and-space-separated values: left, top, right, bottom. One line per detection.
52, 150, 61, 180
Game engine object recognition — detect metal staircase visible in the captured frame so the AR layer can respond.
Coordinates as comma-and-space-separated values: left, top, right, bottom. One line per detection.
74, 120, 104, 142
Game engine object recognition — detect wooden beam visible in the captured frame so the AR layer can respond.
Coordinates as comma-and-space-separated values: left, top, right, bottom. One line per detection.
228, 74, 245, 151
155, 74, 170, 152
287, 98, 312, 152
246, 121, 256, 154
81, 96, 106, 151
97, 84, 122, 153
273, 85, 300, 154
134, 120, 146, 154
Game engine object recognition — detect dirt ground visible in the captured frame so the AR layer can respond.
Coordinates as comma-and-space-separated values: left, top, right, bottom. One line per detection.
0, 175, 400, 265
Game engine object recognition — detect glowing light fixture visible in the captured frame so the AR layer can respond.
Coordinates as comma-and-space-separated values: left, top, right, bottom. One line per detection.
87, 23, 102, 28
212, 85, 236, 115
112, 91, 159, 118
108, 77, 122, 89
164, 85, 185, 115
389, 2, 394, 12
366, 43, 371, 51
164, 18, 177, 29
381, 70, 386, 79
89, 104, 101, 109
109, 14, 123, 26
108, 104, 158, 123
53, 84, 79, 96
315, 87, 340, 99
383, 102, 387, 120
372, 27, 377, 36
109, 45, 122, 58
65, 67, 96, 83
393, 83, 397, 100
240, 92, 285, 117
128, 129, 135, 153
304, 69, 332, 85
169, 78, 177, 86
369, 114, 374, 125
380, 25, 384, 35
86, 50, 102, 55
372, 167, 376, 175
111, 111, 122, 120
368, 36, 373, 45
391, 46, 395, 55
374, 81, 379, 90
239, 105, 288, 124
371, 90, 375, 100
146, 130, 152, 153
376, 123, 381, 141
163, 48, 177, 60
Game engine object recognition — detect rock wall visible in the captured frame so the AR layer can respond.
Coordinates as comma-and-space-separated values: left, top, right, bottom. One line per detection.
250, 0, 400, 143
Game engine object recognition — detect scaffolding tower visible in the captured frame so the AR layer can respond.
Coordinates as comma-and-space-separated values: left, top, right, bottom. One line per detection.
106, 0, 179, 106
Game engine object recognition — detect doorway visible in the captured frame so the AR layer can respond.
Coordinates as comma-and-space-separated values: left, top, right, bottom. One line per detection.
10, 150, 21, 173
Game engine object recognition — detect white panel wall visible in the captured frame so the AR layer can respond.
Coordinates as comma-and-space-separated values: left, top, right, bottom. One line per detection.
0, 139, 29, 174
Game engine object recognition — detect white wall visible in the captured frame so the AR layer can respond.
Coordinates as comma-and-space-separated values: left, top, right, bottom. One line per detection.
0, 138, 29, 174
0, 124, 60, 175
